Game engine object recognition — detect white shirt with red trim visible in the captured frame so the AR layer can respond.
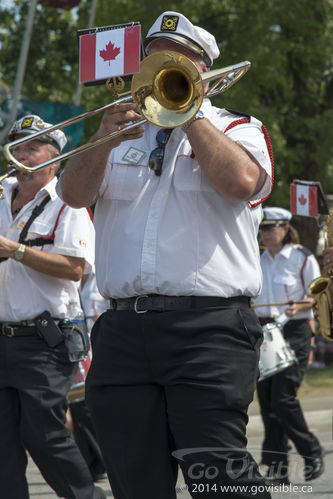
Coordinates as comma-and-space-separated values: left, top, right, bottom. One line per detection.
89, 99, 273, 299
252, 244, 320, 320
0, 177, 95, 321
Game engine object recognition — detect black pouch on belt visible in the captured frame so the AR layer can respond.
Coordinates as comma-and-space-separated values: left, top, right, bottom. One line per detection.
35, 310, 64, 347
59, 319, 90, 362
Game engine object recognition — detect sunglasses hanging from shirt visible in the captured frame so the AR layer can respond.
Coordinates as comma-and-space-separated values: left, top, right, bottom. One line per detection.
149, 129, 173, 176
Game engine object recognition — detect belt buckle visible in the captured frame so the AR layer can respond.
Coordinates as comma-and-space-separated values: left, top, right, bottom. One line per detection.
134, 295, 148, 314
1, 324, 15, 337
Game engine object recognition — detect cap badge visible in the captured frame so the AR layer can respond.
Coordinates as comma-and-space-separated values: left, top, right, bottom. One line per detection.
160, 15, 179, 32
21, 117, 34, 129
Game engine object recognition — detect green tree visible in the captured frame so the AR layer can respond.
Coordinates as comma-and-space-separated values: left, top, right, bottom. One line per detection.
0, 1, 79, 102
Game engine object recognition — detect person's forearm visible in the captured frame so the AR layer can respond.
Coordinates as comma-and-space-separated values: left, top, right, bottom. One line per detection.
60, 135, 112, 208
2, 238, 85, 281
185, 119, 266, 201
21, 247, 85, 280
297, 297, 316, 312
286, 297, 316, 317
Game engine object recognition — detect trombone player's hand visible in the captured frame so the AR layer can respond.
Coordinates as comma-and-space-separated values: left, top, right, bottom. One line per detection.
322, 247, 333, 272
96, 102, 144, 147
0, 234, 18, 259
60, 102, 145, 209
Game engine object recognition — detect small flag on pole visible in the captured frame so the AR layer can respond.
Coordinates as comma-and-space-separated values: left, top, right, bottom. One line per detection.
79, 23, 141, 84
290, 179, 328, 217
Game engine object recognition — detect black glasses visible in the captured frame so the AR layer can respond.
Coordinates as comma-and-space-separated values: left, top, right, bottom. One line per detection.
148, 129, 173, 176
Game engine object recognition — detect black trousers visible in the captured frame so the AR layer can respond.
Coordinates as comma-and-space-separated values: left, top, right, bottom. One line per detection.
70, 399, 106, 479
86, 305, 271, 498
0, 334, 95, 499
256, 319, 322, 471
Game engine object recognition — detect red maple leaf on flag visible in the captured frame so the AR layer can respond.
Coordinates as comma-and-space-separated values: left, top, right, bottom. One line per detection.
99, 42, 121, 66
298, 194, 307, 206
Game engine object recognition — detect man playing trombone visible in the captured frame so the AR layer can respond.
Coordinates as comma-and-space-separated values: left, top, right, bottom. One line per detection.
59, 11, 273, 499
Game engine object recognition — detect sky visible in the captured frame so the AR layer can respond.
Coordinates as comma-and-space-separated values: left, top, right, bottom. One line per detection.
2, 0, 14, 7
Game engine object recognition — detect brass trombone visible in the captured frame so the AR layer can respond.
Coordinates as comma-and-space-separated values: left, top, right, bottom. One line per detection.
1, 51, 251, 189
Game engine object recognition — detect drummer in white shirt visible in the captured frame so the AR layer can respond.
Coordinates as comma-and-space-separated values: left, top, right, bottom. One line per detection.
253, 206, 324, 485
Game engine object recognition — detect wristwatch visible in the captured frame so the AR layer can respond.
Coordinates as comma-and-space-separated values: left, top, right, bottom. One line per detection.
13, 243, 26, 261
182, 110, 205, 132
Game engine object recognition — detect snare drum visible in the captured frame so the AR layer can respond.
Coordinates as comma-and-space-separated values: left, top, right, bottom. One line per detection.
68, 348, 92, 404
258, 322, 297, 382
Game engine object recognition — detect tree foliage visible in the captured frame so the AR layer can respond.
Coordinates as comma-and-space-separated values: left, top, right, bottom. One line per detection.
1, 0, 333, 250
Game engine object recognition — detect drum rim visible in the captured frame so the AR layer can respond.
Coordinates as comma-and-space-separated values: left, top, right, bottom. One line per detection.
262, 321, 282, 332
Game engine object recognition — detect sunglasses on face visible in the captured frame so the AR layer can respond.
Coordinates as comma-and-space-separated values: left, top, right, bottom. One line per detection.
148, 128, 173, 176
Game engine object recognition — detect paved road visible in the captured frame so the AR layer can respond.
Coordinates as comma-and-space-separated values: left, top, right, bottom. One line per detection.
27, 395, 332, 498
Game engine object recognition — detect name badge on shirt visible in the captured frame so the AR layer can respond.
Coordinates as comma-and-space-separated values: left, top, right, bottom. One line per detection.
122, 147, 146, 165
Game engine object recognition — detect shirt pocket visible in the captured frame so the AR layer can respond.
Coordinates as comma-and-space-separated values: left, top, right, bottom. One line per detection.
23, 220, 54, 246
273, 271, 298, 287
173, 148, 215, 192
108, 163, 146, 201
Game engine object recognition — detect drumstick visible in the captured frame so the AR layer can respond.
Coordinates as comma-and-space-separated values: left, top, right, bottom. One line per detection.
251, 300, 313, 308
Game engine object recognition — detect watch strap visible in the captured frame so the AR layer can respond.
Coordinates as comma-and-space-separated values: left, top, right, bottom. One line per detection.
14, 243, 26, 261
182, 110, 205, 132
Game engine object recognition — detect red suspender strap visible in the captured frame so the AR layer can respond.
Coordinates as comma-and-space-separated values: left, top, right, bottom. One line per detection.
86, 206, 93, 221
52, 203, 67, 238
41, 203, 67, 243
50, 203, 66, 239
300, 255, 308, 293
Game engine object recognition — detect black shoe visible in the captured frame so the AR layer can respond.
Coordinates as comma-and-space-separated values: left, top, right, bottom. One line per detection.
304, 453, 325, 481
92, 486, 107, 499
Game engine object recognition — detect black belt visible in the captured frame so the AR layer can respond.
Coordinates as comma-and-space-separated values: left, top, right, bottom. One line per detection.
0, 322, 38, 338
109, 295, 251, 313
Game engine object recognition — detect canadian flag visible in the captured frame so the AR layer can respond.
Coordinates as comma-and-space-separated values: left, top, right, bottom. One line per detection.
290, 182, 318, 216
79, 25, 141, 83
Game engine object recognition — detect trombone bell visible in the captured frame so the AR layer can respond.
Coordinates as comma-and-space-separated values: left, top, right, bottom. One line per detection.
131, 51, 204, 129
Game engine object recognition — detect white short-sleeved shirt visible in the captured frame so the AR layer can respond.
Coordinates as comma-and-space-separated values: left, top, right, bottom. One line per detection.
72, 100, 273, 299
252, 244, 320, 320
0, 177, 95, 321
80, 269, 109, 318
